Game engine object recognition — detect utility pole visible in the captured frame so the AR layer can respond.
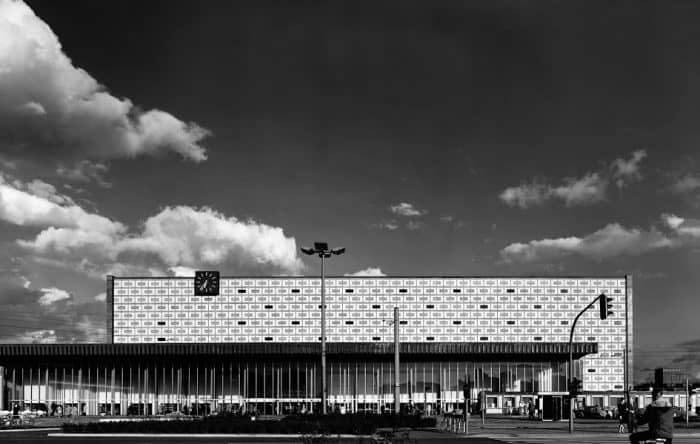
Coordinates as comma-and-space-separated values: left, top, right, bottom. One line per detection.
394, 307, 400, 415
687, 378, 690, 428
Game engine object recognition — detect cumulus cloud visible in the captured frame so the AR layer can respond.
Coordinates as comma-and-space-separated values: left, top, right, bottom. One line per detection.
670, 174, 700, 194
93, 292, 106, 302
345, 267, 386, 277
38, 286, 71, 305
611, 149, 647, 188
0, 177, 304, 276
390, 202, 427, 217
663, 213, 700, 237
499, 151, 646, 208
372, 220, 399, 230
1, 329, 58, 344
169, 266, 196, 277
0, 268, 107, 344
0, 0, 210, 172
500, 222, 674, 263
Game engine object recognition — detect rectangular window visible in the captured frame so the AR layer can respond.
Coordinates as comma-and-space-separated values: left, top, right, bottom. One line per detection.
453, 288, 461, 293
506, 321, 515, 325
345, 289, 354, 293
264, 337, 273, 341
399, 320, 408, 325
507, 289, 515, 293
157, 337, 166, 342
426, 305, 435, 309
157, 321, 166, 326
399, 289, 407, 293
479, 336, 488, 341
534, 336, 543, 341
372, 337, 381, 341
345, 321, 354, 325
372, 305, 381, 309
264, 305, 273, 309
237, 289, 247, 293
238, 321, 247, 325
534, 305, 542, 309
453, 321, 461, 325
480, 304, 488, 309
426, 337, 435, 341
291, 289, 300, 293
560, 289, 568, 293
291, 321, 300, 325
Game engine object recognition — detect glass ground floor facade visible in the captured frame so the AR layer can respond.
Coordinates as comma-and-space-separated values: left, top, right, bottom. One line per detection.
0, 342, 607, 417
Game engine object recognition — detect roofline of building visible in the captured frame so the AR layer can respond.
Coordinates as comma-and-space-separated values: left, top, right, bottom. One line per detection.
108, 275, 630, 280
0, 342, 597, 360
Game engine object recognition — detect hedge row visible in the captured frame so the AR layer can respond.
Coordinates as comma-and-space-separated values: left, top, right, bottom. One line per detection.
62, 413, 436, 434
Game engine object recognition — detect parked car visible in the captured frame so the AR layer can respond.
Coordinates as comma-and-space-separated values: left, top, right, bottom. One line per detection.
582, 405, 614, 419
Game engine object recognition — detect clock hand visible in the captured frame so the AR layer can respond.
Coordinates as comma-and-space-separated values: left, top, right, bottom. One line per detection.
199, 279, 208, 291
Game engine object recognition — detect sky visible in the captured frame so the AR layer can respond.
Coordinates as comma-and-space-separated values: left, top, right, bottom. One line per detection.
0, 0, 699, 382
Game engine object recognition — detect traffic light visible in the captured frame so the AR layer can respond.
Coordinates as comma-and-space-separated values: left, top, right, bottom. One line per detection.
569, 378, 583, 396
599, 294, 614, 320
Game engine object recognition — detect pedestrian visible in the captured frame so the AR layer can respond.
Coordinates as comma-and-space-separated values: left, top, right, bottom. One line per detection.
618, 399, 629, 433
528, 401, 534, 420
628, 387, 674, 444
12, 403, 20, 422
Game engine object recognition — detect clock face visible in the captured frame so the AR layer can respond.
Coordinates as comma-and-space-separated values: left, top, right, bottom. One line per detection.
194, 270, 220, 296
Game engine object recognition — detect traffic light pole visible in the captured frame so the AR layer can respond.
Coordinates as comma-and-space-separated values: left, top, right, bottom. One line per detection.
568, 294, 605, 433
321, 255, 327, 415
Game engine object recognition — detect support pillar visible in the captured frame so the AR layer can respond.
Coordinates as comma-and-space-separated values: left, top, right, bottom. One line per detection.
0, 366, 5, 410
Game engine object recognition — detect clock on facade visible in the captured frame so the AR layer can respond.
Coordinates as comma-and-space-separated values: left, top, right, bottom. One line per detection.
194, 270, 220, 296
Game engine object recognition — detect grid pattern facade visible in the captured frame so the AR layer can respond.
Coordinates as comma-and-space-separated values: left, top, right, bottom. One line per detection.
111, 276, 629, 392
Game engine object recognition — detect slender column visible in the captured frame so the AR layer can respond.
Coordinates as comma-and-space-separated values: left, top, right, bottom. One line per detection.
321, 254, 327, 414
0, 366, 5, 410
394, 306, 400, 414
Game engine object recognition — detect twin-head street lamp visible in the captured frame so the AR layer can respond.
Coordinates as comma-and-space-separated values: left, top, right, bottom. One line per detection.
300, 242, 345, 415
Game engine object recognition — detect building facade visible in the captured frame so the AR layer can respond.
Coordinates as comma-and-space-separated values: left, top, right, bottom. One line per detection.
0, 275, 633, 418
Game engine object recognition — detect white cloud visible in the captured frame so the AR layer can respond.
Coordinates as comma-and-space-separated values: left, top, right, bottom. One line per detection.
670, 174, 700, 194
390, 202, 427, 217
500, 222, 674, 263
551, 173, 608, 206
20, 101, 46, 115
0, 0, 210, 166
373, 220, 399, 230
94, 292, 106, 302
499, 182, 551, 209
0, 175, 304, 277
38, 287, 70, 305
500, 150, 645, 208
439, 215, 453, 223
0, 174, 124, 233
611, 149, 647, 188
663, 213, 700, 237
115, 206, 304, 274
345, 267, 386, 277
169, 266, 196, 277
0, 329, 57, 344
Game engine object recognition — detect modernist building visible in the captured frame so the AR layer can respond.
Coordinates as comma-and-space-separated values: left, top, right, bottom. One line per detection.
0, 275, 633, 419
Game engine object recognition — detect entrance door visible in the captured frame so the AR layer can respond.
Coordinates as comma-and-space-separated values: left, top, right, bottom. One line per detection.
542, 395, 553, 420
552, 396, 562, 421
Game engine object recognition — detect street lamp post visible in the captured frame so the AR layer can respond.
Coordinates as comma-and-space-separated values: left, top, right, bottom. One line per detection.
301, 242, 345, 415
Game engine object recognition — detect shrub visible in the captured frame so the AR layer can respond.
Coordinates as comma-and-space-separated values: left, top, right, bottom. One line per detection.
61, 412, 435, 434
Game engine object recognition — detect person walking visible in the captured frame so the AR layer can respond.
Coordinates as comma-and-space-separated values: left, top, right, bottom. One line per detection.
629, 387, 674, 444
618, 399, 629, 433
